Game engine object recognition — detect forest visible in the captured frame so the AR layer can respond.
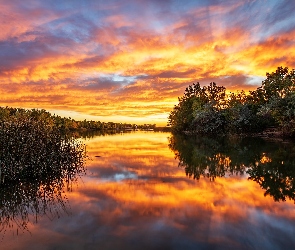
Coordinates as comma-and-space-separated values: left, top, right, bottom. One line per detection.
0, 107, 156, 132
168, 66, 295, 137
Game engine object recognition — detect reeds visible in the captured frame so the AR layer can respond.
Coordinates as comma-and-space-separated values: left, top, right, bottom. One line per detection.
0, 116, 86, 184
0, 115, 87, 236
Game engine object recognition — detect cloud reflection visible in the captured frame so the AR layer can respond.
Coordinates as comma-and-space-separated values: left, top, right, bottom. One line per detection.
2, 132, 295, 249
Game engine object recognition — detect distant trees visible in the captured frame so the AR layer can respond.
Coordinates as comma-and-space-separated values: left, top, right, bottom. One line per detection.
168, 66, 295, 137
0, 107, 158, 133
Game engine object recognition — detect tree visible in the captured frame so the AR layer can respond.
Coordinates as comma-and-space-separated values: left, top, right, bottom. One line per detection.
168, 83, 205, 132
169, 67, 295, 137
262, 66, 295, 100
168, 82, 226, 133
254, 67, 295, 136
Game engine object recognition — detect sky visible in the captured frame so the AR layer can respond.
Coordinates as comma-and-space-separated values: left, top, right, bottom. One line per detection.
1, 0, 295, 125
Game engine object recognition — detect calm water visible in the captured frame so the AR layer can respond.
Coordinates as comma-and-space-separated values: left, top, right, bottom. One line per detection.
1, 132, 295, 249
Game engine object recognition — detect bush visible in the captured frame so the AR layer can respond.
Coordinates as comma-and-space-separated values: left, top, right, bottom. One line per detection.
191, 104, 227, 135
0, 116, 86, 184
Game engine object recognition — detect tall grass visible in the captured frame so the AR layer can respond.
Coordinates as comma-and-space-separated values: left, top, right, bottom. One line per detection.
0, 114, 87, 236
0, 116, 86, 183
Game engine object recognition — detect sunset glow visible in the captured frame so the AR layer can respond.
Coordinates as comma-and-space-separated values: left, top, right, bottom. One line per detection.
1, 1, 295, 125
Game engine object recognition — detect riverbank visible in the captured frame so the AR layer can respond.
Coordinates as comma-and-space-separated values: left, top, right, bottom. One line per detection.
182, 127, 294, 142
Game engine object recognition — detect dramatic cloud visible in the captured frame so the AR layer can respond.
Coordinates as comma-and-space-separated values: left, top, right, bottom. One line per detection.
0, 0, 295, 124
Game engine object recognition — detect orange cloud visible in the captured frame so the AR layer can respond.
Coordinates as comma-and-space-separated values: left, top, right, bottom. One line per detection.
0, 1, 295, 125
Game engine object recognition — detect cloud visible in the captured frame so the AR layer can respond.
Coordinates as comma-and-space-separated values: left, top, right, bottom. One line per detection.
0, 0, 295, 124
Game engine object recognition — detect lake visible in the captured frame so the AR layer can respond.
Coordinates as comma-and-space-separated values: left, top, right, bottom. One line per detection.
1, 131, 295, 249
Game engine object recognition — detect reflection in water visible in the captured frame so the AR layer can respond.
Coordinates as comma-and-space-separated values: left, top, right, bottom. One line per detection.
0, 170, 86, 239
248, 158, 295, 202
0, 124, 86, 237
169, 134, 295, 202
2, 132, 295, 249
74, 129, 119, 140
1, 176, 67, 237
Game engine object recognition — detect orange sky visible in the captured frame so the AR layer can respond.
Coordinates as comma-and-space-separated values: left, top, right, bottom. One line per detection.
1, 1, 295, 125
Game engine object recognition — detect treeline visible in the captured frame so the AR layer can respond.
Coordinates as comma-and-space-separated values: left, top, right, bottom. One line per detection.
0, 107, 156, 131
168, 66, 295, 137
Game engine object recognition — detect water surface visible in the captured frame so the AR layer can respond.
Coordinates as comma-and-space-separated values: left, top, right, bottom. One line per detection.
1, 132, 295, 249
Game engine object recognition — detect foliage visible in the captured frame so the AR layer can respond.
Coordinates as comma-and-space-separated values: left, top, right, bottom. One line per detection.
226, 103, 267, 133
168, 66, 295, 137
0, 112, 87, 234
258, 66, 295, 101
0, 146, 84, 235
0, 115, 86, 184
191, 104, 227, 135
168, 82, 226, 133
0, 107, 159, 132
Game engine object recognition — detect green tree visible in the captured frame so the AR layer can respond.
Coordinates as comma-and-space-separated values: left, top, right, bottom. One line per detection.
169, 66, 295, 137
255, 67, 295, 136
191, 104, 227, 135
168, 82, 226, 133
261, 66, 295, 101
168, 83, 205, 132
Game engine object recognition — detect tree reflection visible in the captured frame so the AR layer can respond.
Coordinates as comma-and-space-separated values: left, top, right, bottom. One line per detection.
1, 175, 70, 237
247, 146, 295, 202
169, 134, 295, 202
0, 154, 86, 237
